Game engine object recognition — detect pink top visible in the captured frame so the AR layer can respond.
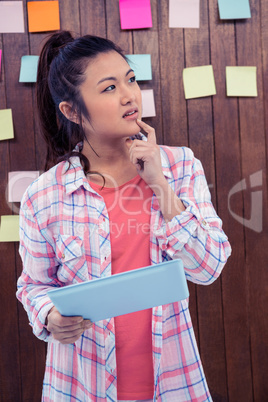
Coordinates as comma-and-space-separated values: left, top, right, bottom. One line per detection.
90, 174, 154, 400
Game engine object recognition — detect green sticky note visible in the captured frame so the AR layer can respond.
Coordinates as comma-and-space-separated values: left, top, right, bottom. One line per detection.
19, 55, 39, 83
226, 66, 257, 97
126, 54, 152, 81
183, 65, 216, 99
0, 109, 14, 141
0, 215, 20, 242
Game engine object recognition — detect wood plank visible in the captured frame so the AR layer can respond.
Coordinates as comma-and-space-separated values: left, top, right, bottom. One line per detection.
19, 3, 81, 399
157, 0, 188, 147
59, 0, 80, 33
235, 0, 268, 399
0, 34, 21, 402
3, 3, 47, 400
157, 0, 200, 345
262, 0, 268, 159
133, 0, 162, 143
3, 33, 35, 171
80, 0, 106, 37
209, 1, 253, 401
28, 0, 80, 172
16, 30, 47, 400
106, 0, 133, 53
184, 1, 227, 399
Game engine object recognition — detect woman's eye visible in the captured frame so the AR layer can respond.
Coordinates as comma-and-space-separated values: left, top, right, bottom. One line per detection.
129, 75, 136, 83
104, 85, 115, 92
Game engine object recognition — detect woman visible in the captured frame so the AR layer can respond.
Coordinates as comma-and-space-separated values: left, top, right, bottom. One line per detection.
17, 31, 231, 402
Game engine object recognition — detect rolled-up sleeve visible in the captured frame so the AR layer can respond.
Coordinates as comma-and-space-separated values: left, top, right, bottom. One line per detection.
154, 148, 231, 285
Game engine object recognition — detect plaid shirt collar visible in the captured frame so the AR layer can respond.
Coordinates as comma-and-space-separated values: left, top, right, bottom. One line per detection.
65, 135, 172, 195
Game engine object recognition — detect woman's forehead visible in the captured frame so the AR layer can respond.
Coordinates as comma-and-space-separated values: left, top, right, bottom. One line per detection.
84, 51, 130, 82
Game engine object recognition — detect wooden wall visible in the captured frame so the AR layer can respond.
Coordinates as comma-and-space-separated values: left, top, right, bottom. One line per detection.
0, 1, 267, 401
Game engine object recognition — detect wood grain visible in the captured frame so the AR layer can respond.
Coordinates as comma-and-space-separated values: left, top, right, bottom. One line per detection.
209, 1, 254, 401
235, 0, 268, 400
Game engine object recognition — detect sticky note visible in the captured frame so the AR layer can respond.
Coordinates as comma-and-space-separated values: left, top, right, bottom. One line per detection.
169, 0, 200, 28
0, 109, 14, 141
218, 0, 251, 19
27, 1, 60, 33
0, 1, 24, 33
141, 89, 156, 117
8, 171, 40, 202
19, 55, 39, 83
126, 54, 152, 81
183, 65, 216, 99
0, 215, 20, 242
119, 0, 152, 30
226, 66, 257, 97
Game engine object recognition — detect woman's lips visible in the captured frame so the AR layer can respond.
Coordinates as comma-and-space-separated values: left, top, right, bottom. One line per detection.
123, 110, 138, 120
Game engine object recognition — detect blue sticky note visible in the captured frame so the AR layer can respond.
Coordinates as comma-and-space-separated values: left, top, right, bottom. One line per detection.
19, 55, 39, 83
126, 54, 152, 81
218, 0, 251, 19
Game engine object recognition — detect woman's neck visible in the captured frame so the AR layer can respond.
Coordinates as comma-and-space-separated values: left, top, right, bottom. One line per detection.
82, 136, 137, 187
82, 136, 128, 165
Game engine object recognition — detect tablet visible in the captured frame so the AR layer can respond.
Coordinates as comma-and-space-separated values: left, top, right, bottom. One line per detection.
48, 259, 189, 322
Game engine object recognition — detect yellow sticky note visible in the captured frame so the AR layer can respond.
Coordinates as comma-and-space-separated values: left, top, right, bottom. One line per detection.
27, 1, 60, 33
0, 215, 20, 242
226, 66, 257, 97
183, 65, 216, 99
0, 109, 14, 141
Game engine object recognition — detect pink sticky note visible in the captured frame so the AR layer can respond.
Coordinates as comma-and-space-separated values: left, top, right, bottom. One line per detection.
119, 0, 152, 30
141, 89, 156, 118
169, 0, 200, 28
0, 1, 25, 33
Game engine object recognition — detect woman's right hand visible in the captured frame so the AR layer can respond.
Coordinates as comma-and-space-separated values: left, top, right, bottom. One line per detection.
46, 306, 93, 344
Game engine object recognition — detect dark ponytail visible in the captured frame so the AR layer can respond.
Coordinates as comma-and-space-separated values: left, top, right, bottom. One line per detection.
36, 31, 126, 173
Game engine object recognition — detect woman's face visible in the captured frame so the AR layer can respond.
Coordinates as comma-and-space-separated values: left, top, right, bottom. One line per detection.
80, 50, 142, 143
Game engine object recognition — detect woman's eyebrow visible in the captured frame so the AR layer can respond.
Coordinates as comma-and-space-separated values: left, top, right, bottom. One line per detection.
97, 68, 134, 85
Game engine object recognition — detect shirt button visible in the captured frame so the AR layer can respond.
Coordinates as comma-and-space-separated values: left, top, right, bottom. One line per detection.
61, 253, 65, 259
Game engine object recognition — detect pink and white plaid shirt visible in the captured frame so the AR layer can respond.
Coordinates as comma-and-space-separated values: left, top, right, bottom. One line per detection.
17, 140, 231, 402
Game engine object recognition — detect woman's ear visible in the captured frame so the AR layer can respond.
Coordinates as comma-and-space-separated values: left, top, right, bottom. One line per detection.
59, 101, 79, 124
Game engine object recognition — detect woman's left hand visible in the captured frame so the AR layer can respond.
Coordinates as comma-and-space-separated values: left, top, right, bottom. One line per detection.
127, 119, 166, 188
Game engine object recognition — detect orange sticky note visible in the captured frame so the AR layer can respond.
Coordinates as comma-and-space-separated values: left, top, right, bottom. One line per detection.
27, 1, 60, 33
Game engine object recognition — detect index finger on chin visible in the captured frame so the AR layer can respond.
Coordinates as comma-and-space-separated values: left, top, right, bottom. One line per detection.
136, 119, 156, 144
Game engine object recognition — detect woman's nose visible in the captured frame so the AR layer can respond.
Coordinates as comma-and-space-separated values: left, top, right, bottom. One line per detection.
121, 86, 136, 104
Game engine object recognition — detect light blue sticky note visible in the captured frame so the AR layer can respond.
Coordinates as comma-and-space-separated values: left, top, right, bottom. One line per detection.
126, 54, 152, 81
19, 55, 39, 83
218, 0, 251, 19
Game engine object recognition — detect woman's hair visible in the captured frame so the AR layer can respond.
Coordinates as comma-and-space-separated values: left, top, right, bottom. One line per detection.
36, 30, 127, 172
